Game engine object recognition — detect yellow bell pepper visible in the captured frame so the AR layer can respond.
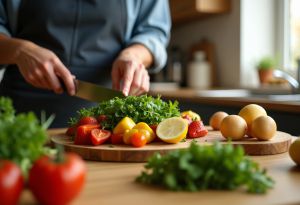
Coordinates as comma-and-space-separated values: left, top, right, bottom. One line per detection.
113, 117, 136, 135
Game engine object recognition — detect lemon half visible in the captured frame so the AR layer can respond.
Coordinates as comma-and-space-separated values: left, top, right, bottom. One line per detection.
156, 117, 188, 143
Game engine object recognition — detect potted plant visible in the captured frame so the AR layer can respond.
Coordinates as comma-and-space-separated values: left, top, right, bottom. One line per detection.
256, 56, 276, 84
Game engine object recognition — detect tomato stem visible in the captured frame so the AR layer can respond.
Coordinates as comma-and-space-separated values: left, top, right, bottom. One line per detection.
54, 145, 65, 163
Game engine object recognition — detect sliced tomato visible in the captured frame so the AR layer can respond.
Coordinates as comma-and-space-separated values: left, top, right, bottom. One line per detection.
90, 129, 111, 146
111, 133, 124, 144
77, 116, 98, 126
74, 124, 100, 145
131, 132, 147, 148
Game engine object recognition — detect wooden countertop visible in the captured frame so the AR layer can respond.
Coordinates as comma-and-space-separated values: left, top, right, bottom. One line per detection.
149, 88, 300, 114
20, 129, 300, 205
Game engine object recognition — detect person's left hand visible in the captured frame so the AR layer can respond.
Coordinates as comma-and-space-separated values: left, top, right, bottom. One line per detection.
111, 48, 150, 96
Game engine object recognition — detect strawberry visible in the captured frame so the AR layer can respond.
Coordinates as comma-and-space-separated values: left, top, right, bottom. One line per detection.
78, 116, 98, 126
188, 120, 208, 138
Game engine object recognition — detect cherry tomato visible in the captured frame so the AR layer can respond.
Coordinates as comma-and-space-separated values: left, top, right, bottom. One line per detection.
66, 125, 77, 136
74, 124, 100, 145
97, 114, 107, 124
149, 124, 158, 134
131, 132, 147, 147
90, 129, 111, 146
0, 160, 24, 205
29, 153, 86, 205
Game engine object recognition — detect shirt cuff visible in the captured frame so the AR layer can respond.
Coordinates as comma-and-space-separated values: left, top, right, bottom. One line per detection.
127, 34, 167, 73
0, 27, 11, 37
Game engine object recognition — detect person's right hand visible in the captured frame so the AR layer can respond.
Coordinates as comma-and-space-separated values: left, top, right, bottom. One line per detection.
15, 41, 75, 95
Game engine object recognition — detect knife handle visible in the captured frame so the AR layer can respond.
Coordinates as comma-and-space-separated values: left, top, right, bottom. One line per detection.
58, 78, 77, 94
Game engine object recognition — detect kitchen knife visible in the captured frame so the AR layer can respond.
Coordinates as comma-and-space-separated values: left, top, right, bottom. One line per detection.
73, 79, 125, 102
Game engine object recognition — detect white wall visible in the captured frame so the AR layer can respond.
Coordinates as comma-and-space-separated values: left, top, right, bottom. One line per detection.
170, 0, 241, 87
170, 0, 277, 88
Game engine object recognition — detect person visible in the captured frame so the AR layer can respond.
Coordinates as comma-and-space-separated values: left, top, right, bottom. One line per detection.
0, 0, 171, 127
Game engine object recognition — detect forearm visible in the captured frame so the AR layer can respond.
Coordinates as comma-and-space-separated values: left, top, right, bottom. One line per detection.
120, 44, 153, 68
0, 34, 29, 64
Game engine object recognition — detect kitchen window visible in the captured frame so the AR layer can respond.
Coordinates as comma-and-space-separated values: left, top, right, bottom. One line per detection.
279, 0, 300, 74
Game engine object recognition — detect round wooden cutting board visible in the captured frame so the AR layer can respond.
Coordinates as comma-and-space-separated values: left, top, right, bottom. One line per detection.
51, 130, 292, 162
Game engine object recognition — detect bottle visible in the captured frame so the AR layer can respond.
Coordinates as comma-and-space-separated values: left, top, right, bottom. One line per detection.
187, 51, 211, 89
167, 46, 183, 84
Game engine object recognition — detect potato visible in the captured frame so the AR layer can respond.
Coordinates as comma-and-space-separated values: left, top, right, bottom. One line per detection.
209, 111, 228, 130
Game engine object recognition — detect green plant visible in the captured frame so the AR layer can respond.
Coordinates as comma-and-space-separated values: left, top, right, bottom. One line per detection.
69, 95, 181, 130
257, 56, 276, 70
136, 142, 274, 194
0, 97, 55, 176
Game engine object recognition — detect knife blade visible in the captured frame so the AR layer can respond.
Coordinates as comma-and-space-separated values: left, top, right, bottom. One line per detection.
74, 79, 125, 102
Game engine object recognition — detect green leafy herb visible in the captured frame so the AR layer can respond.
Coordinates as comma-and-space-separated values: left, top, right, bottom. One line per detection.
0, 97, 15, 122
70, 95, 180, 130
136, 142, 274, 194
0, 97, 49, 176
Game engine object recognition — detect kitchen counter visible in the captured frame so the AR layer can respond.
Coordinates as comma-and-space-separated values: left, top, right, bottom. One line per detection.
149, 87, 300, 136
20, 129, 300, 205
149, 88, 300, 113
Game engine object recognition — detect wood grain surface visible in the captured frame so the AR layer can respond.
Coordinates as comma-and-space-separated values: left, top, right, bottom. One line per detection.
51, 129, 292, 162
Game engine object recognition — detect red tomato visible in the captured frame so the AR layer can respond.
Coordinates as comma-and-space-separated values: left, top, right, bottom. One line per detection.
66, 125, 77, 136
97, 114, 107, 124
131, 132, 147, 147
111, 133, 124, 144
90, 129, 111, 146
75, 124, 100, 145
0, 160, 24, 205
150, 124, 163, 142
29, 153, 86, 205
77, 116, 98, 126
149, 124, 158, 134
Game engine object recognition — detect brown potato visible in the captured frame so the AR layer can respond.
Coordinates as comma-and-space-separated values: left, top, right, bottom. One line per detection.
238, 104, 267, 136
220, 115, 247, 140
250, 116, 277, 140
209, 111, 228, 130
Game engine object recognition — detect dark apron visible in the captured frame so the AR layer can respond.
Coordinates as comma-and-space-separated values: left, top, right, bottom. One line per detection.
0, 0, 126, 127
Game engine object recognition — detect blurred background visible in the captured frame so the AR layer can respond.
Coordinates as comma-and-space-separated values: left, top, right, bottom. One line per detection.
150, 0, 300, 90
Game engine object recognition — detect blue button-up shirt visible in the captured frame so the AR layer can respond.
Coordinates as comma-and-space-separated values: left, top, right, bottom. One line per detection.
0, 0, 171, 71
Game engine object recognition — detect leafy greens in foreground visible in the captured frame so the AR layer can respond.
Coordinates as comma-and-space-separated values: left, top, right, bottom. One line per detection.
0, 97, 50, 175
69, 95, 181, 130
136, 142, 274, 194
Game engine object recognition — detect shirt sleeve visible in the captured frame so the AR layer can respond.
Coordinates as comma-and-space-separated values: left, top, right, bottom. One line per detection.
0, 0, 11, 36
125, 0, 171, 72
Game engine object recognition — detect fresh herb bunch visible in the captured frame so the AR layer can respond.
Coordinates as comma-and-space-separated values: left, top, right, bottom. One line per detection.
136, 142, 274, 194
0, 97, 50, 175
0, 97, 15, 122
70, 95, 181, 130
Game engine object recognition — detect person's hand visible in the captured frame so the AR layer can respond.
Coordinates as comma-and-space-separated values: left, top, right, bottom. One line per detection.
111, 45, 152, 96
15, 41, 75, 95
